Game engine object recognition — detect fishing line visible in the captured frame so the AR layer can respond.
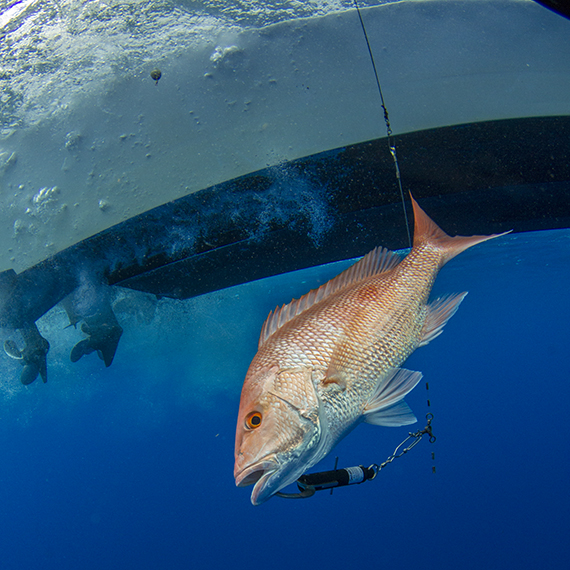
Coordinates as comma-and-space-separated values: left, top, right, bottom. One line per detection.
352, 1, 437, 479
353, 0, 412, 249
425, 381, 437, 473
276, 414, 436, 499
277, 4, 437, 502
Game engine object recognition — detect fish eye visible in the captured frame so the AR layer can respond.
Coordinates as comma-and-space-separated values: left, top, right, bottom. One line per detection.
245, 411, 263, 430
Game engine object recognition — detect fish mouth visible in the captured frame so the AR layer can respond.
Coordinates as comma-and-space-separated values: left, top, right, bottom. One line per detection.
235, 457, 280, 506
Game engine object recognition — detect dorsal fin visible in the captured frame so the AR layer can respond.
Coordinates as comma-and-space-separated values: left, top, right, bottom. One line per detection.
258, 246, 401, 347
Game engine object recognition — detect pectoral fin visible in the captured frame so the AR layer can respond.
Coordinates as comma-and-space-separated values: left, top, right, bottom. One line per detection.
323, 362, 348, 389
363, 368, 422, 426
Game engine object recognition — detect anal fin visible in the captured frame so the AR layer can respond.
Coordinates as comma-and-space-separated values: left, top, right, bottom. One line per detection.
419, 293, 467, 347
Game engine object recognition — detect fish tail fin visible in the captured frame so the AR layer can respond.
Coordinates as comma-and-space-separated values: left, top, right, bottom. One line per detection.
410, 194, 509, 266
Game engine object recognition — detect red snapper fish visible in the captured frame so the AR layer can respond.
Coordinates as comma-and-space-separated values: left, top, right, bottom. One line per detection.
234, 196, 504, 505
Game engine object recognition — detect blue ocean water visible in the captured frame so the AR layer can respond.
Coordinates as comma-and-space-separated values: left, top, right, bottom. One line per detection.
1, 228, 569, 570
